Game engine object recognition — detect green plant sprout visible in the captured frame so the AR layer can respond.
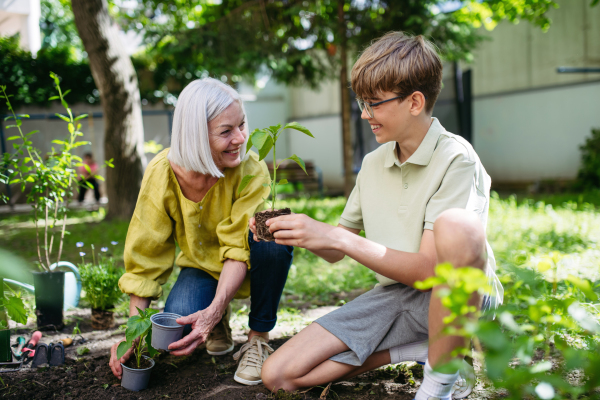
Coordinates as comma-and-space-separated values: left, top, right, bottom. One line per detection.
117, 307, 159, 369
237, 122, 314, 210
0, 73, 113, 271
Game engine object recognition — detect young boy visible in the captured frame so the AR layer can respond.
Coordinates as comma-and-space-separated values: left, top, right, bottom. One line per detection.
255, 32, 503, 400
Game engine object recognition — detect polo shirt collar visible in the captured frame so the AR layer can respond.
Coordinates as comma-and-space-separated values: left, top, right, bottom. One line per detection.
384, 118, 443, 168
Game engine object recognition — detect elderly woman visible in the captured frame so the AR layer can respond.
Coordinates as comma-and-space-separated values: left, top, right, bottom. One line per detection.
108, 78, 293, 386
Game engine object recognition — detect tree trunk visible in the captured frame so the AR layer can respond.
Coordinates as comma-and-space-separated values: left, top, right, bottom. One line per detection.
338, 1, 354, 198
71, 0, 146, 220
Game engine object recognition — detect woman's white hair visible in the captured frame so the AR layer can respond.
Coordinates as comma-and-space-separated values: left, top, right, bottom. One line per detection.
168, 78, 247, 177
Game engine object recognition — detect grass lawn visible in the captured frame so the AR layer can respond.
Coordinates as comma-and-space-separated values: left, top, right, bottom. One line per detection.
1, 192, 599, 308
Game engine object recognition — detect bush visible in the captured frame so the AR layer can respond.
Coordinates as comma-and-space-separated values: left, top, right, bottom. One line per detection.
576, 128, 600, 191
79, 256, 123, 311
0, 36, 98, 111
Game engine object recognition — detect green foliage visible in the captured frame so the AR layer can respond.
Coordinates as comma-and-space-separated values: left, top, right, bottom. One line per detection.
0, 284, 28, 329
40, 0, 84, 53
0, 36, 97, 111
418, 259, 600, 399
0, 74, 112, 271
575, 128, 600, 191
238, 123, 314, 211
79, 252, 123, 311
117, 307, 159, 369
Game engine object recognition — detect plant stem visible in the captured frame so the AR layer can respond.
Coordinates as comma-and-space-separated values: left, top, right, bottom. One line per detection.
272, 132, 277, 211
44, 194, 51, 271
34, 206, 44, 269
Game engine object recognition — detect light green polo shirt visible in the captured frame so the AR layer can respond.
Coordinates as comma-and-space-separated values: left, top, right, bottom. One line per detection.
340, 118, 503, 306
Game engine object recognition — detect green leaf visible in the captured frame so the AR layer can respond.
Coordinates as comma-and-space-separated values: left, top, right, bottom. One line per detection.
55, 114, 70, 122
52, 140, 66, 145
6, 136, 20, 141
17, 114, 29, 118
125, 314, 151, 344
277, 179, 288, 185
245, 135, 253, 155
146, 330, 158, 358
566, 274, 598, 301
284, 155, 307, 174
26, 130, 39, 136
68, 123, 74, 134
3, 295, 27, 325
283, 122, 314, 138
267, 124, 282, 135
258, 136, 273, 161
238, 175, 256, 195
48, 96, 59, 101
74, 114, 88, 121
250, 129, 270, 150
117, 341, 131, 360
95, 175, 105, 182
529, 361, 552, 374
63, 89, 71, 97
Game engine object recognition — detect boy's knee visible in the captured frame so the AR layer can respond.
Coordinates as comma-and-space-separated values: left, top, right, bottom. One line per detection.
262, 355, 296, 392
434, 209, 486, 269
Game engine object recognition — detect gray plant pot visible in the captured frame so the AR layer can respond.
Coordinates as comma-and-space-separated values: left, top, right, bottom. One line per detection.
150, 312, 184, 351
121, 356, 154, 391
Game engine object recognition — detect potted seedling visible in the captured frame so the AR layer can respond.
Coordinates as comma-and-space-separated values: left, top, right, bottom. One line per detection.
0, 74, 113, 329
0, 280, 29, 362
78, 247, 123, 330
117, 307, 159, 391
238, 122, 315, 241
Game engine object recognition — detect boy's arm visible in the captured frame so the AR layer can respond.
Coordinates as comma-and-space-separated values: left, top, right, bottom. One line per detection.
307, 224, 361, 263
269, 214, 437, 288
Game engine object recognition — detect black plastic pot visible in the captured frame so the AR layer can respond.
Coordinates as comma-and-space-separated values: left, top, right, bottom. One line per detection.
121, 356, 155, 391
0, 329, 10, 363
32, 271, 65, 330
150, 312, 184, 351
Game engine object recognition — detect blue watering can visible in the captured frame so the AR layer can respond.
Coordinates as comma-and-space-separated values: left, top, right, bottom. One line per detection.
3, 262, 82, 310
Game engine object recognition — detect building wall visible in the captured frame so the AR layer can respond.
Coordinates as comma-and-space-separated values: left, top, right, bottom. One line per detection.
470, 0, 600, 184
0, 0, 41, 54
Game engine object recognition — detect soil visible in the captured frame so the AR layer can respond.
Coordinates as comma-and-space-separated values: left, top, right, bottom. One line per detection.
255, 208, 292, 242
123, 356, 153, 370
91, 309, 114, 331
0, 307, 498, 399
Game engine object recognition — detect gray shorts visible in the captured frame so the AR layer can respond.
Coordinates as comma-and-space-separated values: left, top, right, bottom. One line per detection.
315, 283, 431, 366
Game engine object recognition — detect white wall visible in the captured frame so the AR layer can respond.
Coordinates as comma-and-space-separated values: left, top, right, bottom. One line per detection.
473, 81, 600, 182
0, 0, 41, 54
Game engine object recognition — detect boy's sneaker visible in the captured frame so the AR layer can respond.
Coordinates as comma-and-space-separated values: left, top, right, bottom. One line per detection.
233, 336, 274, 385
452, 358, 475, 399
206, 304, 234, 355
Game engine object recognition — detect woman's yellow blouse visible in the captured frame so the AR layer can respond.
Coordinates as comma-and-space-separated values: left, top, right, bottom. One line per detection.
118, 148, 269, 300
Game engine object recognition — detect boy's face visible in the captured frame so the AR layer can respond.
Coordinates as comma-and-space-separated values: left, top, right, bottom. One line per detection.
360, 90, 419, 144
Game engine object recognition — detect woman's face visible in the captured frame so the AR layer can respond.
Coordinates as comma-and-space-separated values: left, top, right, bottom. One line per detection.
208, 101, 248, 171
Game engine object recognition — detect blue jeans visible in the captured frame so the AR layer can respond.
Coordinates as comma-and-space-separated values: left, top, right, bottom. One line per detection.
164, 232, 293, 335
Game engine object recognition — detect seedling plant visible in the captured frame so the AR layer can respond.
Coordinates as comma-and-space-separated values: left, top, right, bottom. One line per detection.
0, 73, 113, 271
117, 307, 159, 369
237, 122, 314, 210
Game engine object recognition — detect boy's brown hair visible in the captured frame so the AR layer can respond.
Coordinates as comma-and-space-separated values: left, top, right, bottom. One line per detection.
351, 32, 443, 114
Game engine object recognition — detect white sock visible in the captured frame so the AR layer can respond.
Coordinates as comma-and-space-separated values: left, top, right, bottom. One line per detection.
389, 340, 429, 364
414, 359, 459, 400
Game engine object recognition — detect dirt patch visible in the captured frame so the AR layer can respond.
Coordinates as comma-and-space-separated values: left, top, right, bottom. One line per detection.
0, 338, 419, 399
255, 208, 291, 242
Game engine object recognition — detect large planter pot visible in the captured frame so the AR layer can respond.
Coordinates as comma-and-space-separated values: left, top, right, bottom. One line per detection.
150, 312, 184, 351
91, 308, 114, 330
32, 271, 65, 330
121, 355, 155, 391
0, 329, 11, 363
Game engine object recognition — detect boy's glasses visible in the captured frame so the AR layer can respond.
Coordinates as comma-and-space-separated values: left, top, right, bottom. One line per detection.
356, 92, 427, 118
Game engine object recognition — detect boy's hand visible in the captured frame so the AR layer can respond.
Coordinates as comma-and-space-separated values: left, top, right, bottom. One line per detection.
249, 216, 259, 241
267, 214, 338, 250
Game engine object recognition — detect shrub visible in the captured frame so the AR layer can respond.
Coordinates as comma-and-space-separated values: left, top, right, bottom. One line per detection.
576, 128, 600, 191
79, 252, 123, 311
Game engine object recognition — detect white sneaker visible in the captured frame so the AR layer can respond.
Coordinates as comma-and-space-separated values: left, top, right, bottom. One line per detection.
452, 358, 475, 399
233, 336, 274, 386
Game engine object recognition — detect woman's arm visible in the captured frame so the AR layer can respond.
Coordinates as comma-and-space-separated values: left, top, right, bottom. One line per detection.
167, 259, 247, 356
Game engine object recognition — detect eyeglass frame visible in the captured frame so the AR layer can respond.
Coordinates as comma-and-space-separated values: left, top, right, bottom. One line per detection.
356, 92, 428, 118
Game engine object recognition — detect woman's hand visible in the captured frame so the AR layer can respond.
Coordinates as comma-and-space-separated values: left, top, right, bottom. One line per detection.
109, 338, 137, 379
267, 214, 340, 251
168, 307, 223, 356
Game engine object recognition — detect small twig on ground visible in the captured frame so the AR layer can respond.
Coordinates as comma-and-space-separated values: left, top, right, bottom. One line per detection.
319, 382, 332, 399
